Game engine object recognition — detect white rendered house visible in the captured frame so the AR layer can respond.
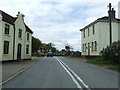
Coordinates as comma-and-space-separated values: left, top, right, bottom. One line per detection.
80, 9, 120, 57
0, 10, 33, 61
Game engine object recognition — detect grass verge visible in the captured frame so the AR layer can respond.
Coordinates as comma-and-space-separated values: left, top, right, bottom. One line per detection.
87, 59, 120, 72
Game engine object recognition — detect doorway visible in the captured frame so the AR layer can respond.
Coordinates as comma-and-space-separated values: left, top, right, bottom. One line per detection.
17, 43, 22, 60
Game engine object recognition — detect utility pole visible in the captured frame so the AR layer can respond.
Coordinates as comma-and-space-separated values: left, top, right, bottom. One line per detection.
108, 3, 112, 45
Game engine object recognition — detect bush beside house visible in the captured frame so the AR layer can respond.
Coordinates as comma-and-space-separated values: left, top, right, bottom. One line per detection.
100, 40, 120, 65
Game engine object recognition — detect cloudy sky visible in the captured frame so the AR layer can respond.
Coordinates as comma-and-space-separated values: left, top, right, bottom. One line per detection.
0, 0, 119, 51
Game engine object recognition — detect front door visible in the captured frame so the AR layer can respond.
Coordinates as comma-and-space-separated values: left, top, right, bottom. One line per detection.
17, 43, 22, 60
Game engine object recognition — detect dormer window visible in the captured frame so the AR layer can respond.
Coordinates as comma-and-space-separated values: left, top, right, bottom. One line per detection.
5, 24, 10, 35
18, 29, 22, 38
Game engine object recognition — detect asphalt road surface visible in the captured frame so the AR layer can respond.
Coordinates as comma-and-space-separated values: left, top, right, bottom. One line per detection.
2, 56, 119, 89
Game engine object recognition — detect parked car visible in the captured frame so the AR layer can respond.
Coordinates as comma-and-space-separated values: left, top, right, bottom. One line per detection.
47, 52, 53, 57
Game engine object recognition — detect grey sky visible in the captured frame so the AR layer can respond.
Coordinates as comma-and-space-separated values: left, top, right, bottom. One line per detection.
0, 0, 119, 51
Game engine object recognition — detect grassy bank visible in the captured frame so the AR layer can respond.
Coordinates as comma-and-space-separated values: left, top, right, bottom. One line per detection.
87, 59, 120, 72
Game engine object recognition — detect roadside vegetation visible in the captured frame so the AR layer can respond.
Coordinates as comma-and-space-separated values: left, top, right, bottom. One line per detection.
32, 36, 58, 57
87, 40, 120, 72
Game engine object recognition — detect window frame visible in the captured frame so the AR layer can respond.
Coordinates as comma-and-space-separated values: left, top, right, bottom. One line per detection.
95, 41, 97, 51
26, 45, 29, 54
27, 33, 29, 41
88, 28, 89, 37
3, 41, 9, 54
83, 30, 85, 38
18, 29, 22, 38
4, 24, 10, 35
93, 25, 95, 35
91, 42, 94, 52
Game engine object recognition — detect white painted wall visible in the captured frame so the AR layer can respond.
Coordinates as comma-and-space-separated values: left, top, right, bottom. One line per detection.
118, 22, 120, 40
0, 14, 2, 61
24, 32, 32, 59
14, 14, 26, 60
81, 20, 119, 56
81, 23, 99, 56
2, 21, 14, 61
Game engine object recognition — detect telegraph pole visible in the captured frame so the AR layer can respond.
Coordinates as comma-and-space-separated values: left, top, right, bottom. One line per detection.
108, 3, 112, 45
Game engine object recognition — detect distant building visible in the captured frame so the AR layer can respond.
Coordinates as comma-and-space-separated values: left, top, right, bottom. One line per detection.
80, 8, 120, 57
0, 10, 33, 61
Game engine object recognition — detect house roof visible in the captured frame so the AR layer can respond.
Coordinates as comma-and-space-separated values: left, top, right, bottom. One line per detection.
80, 16, 120, 31
0, 10, 33, 34
25, 24, 33, 34
0, 10, 16, 25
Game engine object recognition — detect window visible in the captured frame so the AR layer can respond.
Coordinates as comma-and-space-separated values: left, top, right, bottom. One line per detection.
5, 24, 10, 35
91, 42, 93, 52
93, 25, 95, 35
26, 45, 29, 54
85, 43, 87, 52
27, 33, 29, 41
95, 41, 97, 51
4, 41, 9, 54
83, 30, 85, 38
82, 44, 84, 52
88, 28, 89, 37
18, 29, 22, 38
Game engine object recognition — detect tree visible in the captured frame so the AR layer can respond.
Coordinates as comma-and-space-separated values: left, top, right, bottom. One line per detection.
32, 36, 42, 53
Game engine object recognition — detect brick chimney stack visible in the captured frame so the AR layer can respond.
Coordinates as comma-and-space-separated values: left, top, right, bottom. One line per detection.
108, 8, 116, 19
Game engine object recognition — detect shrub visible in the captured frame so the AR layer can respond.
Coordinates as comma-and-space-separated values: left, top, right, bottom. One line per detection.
100, 40, 120, 64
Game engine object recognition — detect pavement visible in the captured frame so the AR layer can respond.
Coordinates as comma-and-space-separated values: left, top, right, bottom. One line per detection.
2, 57, 40, 83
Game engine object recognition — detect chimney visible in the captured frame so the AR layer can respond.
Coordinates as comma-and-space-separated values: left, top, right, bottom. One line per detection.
16, 11, 25, 21
16, 11, 20, 17
108, 8, 116, 19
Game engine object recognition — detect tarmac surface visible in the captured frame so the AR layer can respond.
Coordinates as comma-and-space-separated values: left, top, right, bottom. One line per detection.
2, 56, 119, 88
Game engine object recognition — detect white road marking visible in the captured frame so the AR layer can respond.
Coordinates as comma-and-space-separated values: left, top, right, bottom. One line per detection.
55, 57, 82, 89
0, 66, 31, 86
55, 57, 91, 90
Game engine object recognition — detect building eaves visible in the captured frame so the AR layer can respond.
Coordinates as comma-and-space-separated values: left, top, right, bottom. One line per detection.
25, 24, 33, 34
80, 16, 120, 31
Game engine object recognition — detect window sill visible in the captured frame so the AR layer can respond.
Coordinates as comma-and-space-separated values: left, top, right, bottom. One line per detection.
18, 38, 23, 40
4, 34, 10, 37
3, 54, 10, 55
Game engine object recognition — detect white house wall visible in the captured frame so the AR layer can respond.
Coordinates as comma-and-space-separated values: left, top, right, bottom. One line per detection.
81, 23, 99, 56
112, 22, 119, 42
98, 22, 110, 52
2, 21, 14, 61
14, 15, 26, 60
0, 14, 2, 61
81, 21, 119, 56
118, 22, 120, 40
24, 32, 32, 59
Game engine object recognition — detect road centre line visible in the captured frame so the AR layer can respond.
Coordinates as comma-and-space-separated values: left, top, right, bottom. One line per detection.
55, 57, 91, 90
55, 57, 82, 89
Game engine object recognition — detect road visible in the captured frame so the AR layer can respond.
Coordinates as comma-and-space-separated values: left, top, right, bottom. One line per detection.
2, 57, 119, 89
